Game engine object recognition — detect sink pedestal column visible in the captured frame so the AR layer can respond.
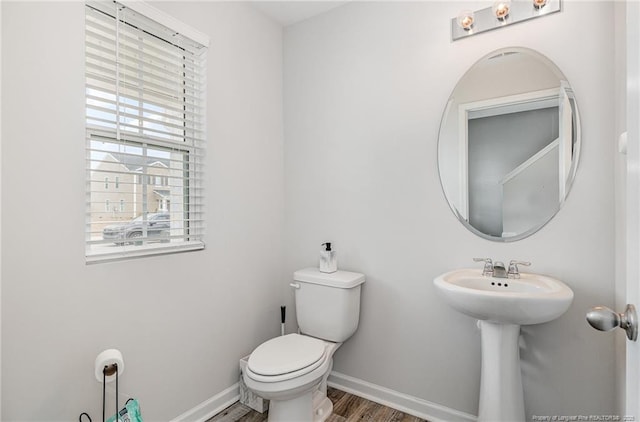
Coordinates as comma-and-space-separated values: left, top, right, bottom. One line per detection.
478, 321, 525, 422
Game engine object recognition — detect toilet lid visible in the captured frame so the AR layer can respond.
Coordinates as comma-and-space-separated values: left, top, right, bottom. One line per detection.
248, 334, 326, 376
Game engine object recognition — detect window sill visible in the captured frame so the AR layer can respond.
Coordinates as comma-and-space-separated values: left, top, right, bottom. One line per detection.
86, 241, 205, 264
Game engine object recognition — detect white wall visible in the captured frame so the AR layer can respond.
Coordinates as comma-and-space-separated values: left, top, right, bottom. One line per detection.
284, 1, 617, 418
1, 2, 284, 420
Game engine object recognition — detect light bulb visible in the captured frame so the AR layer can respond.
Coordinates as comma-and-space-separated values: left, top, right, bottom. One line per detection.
457, 10, 475, 30
533, 0, 547, 9
492, 1, 511, 21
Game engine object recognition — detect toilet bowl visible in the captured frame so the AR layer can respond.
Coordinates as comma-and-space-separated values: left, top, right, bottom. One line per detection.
243, 334, 340, 422
243, 268, 365, 422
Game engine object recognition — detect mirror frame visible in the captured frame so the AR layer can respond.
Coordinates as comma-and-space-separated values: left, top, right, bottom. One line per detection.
437, 47, 581, 242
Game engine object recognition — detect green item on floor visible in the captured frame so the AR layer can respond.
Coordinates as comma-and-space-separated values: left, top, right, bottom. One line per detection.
106, 398, 142, 422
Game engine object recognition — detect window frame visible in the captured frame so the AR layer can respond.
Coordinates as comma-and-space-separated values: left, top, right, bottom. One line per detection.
85, 1, 208, 263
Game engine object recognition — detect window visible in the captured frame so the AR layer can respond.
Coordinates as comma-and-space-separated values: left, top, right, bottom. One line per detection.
85, 1, 208, 262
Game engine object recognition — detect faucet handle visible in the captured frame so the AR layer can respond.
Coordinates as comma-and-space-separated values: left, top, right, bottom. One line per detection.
508, 260, 531, 279
473, 258, 494, 276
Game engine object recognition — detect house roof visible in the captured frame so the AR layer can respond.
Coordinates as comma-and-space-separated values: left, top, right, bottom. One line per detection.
153, 189, 170, 199
108, 152, 170, 172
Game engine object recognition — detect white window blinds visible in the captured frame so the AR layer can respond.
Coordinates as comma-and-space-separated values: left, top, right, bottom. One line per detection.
85, 1, 207, 262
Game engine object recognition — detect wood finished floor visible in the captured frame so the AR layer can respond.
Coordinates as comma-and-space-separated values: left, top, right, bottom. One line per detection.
207, 387, 428, 422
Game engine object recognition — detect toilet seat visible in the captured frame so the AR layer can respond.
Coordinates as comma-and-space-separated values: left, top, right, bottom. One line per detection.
247, 334, 327, 382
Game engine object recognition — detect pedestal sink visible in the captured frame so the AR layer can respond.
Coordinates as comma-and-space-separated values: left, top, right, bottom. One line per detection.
433, 268, 574, 422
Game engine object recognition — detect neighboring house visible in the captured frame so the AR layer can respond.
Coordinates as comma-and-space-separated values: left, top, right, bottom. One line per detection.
89, 152, 174, 237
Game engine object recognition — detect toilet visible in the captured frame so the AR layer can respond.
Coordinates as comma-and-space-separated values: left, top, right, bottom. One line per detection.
243, 267, 365, 422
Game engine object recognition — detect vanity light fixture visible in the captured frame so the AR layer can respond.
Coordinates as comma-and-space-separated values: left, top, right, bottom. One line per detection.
451, 0, 561, 41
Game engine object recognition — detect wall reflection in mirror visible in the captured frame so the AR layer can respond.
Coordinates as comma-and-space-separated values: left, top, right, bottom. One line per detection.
437, 47, 580, 242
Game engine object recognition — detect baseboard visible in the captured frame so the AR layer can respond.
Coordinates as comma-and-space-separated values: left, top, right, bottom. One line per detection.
327, 371, 477, 422
170, 383, 239, 422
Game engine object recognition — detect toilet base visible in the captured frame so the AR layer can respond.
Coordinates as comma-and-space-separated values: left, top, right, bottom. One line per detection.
267, 388, 332, 422
267, 391, 312, 422
267, 390, 333, 422
312, 389, 333, 422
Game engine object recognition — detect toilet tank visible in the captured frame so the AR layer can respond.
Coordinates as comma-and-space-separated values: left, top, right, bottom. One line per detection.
293, 268, 365, 343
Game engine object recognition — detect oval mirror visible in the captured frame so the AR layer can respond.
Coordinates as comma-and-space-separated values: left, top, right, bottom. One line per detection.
437, 47, 581, 242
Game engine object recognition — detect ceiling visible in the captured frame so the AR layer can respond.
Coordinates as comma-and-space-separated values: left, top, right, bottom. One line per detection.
249, 1, 349, 26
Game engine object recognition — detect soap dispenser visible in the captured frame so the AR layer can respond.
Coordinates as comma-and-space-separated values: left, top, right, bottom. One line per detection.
319, 242, 337, 273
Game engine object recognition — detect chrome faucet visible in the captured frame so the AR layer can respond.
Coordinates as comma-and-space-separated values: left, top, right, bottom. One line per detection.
474, 258, 531, 278
492, 261, 507, 278
507, 260, 531, 279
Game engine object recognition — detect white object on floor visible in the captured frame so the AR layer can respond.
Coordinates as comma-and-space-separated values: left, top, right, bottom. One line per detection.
239, 356, 269, 413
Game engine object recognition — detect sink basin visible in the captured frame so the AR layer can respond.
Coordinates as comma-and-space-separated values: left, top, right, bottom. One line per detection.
434, 268, 574, 325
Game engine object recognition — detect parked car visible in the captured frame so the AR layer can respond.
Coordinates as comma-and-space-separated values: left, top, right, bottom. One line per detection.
103, 213, 170, 245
